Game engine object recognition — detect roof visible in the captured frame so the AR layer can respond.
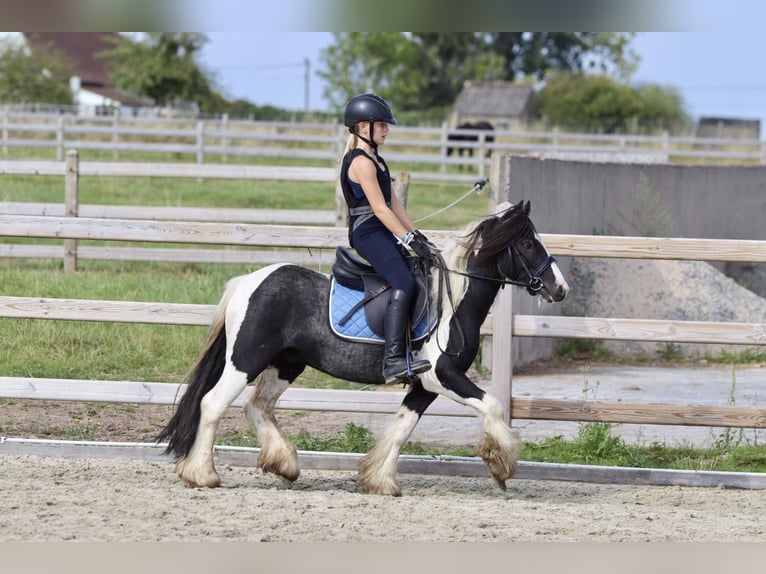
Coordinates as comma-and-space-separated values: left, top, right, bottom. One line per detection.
23, 32, 119, 86
454, 81, 536, 118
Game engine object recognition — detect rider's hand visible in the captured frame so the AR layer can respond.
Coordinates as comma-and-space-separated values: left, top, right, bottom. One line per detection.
407, 230, 441, 261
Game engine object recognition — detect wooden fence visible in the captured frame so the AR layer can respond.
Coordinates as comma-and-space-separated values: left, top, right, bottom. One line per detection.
2, 112, 765, 185
0, 152, 414, 270
1, 212, 766, 438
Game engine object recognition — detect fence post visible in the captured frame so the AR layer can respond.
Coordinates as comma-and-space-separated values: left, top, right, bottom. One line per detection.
111, 112, 119, 160
490, 286, 514, 424
56, 116, 65, 162
2, 107, 7, 157
393, 172, 410, 207
221, 113, 229, 163
64, 150, 79, 272
487, 154, 514, 423
440, 120, 449, 173
196, 120, 205, 164
488, 154, 511, 215
477, 133, 487, 179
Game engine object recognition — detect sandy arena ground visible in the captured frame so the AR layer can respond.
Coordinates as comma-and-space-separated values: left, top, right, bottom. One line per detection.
1, 452, 765, 542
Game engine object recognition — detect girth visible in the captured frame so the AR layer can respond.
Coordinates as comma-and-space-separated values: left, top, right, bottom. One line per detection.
331, 246, 430, 339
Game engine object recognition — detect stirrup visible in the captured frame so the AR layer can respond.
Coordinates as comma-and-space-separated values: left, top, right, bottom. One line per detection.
383, 355, 431, 385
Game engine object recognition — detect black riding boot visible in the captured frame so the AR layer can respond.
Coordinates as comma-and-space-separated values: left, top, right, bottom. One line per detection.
382, 289, 431, 384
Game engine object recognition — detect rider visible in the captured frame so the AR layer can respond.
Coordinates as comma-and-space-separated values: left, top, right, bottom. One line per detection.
340, 93, 438, 384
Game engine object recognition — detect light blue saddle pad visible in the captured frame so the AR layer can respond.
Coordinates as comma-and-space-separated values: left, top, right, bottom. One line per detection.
329, 279, 434, 344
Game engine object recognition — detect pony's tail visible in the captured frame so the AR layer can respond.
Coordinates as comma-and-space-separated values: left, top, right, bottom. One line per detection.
156, 277, 242, 459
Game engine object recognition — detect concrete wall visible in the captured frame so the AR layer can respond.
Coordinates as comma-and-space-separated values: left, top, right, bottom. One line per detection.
492, 155, 766, 367
508, 156, 766, 241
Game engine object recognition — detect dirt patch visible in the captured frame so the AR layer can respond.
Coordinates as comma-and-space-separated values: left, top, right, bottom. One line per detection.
1, 453, 765, 542
0, 398, 401, 447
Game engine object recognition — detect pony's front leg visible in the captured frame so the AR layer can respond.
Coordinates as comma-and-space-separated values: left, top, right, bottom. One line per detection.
244, 367, 300, 483
177, 366, 248, 488
359, 381, 437, 496
473, 393, 519, 489
422, 368, 520, 490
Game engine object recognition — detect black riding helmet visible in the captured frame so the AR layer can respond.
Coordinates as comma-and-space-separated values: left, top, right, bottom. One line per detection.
344, 93, 396, 152
344, 93, 397, 129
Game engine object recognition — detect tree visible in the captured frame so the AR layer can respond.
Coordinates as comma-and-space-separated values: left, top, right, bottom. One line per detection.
99, 33, 220, 111
0, 37, 74, 104
318, 32, 636, 112
537, 72, 688, 134
487, 32, 637, 82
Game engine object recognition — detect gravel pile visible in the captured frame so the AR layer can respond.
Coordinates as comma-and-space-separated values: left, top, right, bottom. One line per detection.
560, 258, 766, 359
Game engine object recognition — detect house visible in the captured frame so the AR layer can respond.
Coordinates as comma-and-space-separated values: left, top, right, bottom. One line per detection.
695, 116, 761, 141
451, 81, 538, 130
21, 32, 153, 117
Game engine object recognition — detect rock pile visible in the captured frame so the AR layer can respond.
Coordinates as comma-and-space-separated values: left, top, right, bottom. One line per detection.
560, 258, 766, 359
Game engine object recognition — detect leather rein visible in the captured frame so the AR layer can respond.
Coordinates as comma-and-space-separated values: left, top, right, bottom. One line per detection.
421, 245, 556, 358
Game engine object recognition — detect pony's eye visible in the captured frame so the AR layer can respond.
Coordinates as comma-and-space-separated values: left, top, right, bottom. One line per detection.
522, 240, 533, 250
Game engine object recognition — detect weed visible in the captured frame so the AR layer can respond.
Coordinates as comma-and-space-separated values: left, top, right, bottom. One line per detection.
658, 342, 684, 362
556, 339, 613, 361
609, 171, 674, 237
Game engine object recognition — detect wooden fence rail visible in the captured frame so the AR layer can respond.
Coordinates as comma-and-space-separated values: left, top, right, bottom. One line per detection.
0, 154, 423, 268
1, 215, 765, 434
2, 113, 765, 181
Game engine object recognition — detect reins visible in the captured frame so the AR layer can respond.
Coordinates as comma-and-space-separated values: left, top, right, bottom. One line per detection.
423, 243, 556, 358
413, 178, 488, 224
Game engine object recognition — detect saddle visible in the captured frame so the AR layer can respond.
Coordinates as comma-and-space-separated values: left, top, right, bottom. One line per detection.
329, 246, 434, 343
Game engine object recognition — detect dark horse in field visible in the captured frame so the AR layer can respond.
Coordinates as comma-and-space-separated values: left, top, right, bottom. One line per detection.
446, 121, 495, 159
157, 201, 568, 496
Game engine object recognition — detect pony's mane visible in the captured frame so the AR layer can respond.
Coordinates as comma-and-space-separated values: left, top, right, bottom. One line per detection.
461, 204, 535, 263
431, 203, 535, 317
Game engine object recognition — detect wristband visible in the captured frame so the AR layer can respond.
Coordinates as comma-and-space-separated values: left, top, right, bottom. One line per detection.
398, 231, 414, 245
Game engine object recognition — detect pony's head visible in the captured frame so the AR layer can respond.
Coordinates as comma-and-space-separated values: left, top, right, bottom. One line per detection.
458, 200, 569, 302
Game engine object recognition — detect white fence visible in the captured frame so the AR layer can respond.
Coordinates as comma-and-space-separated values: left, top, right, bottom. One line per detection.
2, 111, 765, 187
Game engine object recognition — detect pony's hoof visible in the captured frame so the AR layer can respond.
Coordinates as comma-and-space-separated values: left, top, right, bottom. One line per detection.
176, 457, 221, 488
360, 480, 402, 497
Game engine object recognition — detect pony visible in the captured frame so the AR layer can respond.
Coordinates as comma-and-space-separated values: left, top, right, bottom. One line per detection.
446, 121, 495, 159
156, 200, 569, 496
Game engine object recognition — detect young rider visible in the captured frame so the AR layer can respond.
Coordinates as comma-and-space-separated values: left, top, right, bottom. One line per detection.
339, 93, 438, 384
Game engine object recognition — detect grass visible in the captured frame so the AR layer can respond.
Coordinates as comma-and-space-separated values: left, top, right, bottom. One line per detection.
212, 419, 766, 473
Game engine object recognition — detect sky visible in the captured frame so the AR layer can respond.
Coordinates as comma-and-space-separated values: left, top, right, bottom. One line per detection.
197, 32, 766, 139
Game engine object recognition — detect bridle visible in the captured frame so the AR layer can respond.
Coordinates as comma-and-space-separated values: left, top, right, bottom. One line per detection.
422, 241, 556, 357
437, 243, 556, 294
508, 245, 556, 295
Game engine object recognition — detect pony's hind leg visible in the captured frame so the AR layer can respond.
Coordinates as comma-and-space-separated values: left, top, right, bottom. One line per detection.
244, 367, 300, 483
177, 364, 249, 488
359, 380, 437, 496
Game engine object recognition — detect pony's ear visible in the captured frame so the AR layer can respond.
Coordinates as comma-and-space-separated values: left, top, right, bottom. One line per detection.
522, 200, 531, 215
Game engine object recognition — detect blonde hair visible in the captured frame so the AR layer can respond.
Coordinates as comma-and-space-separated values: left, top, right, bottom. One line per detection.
343, 131, 358, 155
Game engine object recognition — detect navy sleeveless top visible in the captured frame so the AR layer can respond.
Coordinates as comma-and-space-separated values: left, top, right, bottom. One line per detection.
340, 148, 392, 247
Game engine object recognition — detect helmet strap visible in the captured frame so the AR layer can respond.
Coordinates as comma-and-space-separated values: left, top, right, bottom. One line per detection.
355, 121, 379, 152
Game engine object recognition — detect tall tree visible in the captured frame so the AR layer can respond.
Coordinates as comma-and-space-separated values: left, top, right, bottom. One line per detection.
538, 72, 687, 133
319, 32, 635, 112
0, 37, 74, 104
99, 33, 220, 111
